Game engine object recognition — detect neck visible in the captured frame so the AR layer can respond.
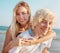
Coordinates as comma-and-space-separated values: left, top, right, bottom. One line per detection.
17, 22, 26, 28
18, 24, 26, 28
19, 24, 29, 31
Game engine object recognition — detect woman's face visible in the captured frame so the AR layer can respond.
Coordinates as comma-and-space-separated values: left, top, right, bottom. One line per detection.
33, 19, 49, 36
16, 6, 29, 26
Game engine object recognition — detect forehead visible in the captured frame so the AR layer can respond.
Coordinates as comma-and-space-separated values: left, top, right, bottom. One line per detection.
17, 6, 27, 13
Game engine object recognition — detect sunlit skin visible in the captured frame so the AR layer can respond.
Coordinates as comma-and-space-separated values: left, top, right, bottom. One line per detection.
33, 19, 49, 38
16, 6, 29, 26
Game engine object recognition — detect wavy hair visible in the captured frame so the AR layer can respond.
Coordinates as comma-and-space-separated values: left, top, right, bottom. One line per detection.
10, 1, 31, 39
32, 8, 55, 29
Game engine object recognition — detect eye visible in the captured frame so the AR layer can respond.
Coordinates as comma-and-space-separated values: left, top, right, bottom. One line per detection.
49, 22, 52, 24
22, 12, 27, 15
16, 13, 20, 15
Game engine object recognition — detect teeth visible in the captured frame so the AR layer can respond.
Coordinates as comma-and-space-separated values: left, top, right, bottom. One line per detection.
41, 23, 45, 26
21, 21, 23, 22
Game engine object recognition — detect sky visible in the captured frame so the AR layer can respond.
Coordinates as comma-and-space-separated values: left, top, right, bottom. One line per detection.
0, 0, 60, 29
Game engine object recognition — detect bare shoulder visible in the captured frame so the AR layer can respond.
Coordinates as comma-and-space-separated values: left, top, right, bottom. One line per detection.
6, 27, 11, 36
3, 27, 12, 48
47, 30, 56, 37
6, 27, 12, 40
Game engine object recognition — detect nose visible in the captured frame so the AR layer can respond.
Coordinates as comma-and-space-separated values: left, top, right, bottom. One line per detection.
19, 13, 23, 18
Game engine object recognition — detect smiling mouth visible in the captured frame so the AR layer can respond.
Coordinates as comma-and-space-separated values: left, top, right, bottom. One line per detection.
20, 20, 24, 22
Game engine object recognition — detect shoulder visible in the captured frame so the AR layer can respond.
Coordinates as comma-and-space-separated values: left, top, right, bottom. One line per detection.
3, 27, 12, 48
47, 29, 56, 37
49, 30, 56, 35
6, 27, 11, 35
6, 26, 12, 39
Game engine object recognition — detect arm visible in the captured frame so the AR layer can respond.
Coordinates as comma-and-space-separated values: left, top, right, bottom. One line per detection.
23, 30, 56, 45
2, 28, 12, 53
2, 28, 21, 53
30, 30, 56, 45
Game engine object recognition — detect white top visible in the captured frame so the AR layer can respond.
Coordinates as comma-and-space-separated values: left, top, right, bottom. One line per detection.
9, 28, 53, 53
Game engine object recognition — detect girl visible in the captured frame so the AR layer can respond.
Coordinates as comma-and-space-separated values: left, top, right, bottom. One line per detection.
2, 1, 31, 53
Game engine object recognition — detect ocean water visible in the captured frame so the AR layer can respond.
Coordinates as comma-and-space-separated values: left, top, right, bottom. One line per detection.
53, 29, 60, 37
0, 28, 60, 42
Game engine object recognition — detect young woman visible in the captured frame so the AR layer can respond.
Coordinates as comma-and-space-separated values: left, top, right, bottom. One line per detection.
2, 1, 31, 53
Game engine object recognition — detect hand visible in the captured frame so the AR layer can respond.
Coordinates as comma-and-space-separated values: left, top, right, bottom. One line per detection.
9, 37, 23, 49
21, 38, 31, 46
21, 38, 37, 45
17, 36, 33, 46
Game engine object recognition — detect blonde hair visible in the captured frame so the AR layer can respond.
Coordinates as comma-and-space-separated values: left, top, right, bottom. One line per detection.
10, 1, 31, 39
32, 8, 55, 29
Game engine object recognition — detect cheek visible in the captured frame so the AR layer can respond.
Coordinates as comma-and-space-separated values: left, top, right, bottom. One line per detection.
49, 25, 52, 28
25, 17, 29, 22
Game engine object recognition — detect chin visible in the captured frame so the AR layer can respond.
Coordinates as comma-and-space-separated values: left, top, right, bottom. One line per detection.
20, 22, 27, 25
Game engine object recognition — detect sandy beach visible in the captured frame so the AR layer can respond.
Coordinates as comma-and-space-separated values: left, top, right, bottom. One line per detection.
0, 37, 60, 53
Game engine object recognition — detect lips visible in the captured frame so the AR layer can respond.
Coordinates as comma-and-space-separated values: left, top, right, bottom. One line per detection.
20, 20, 24, 22
19, 19, 24, 22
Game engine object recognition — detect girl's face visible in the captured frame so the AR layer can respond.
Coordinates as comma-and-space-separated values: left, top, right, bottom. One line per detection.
16, 6, 29, 26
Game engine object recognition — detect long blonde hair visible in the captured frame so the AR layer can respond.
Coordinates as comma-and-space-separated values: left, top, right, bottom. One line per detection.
10, 1, 31, 39
32, 8, 55, 29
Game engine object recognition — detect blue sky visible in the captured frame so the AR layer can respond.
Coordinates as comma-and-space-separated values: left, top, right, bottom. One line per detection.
0, 0, 60, 29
